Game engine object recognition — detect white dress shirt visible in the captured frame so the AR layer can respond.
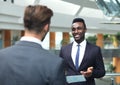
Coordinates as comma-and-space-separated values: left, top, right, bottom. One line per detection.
71, 40, 87, 67
20, 36, 42, 45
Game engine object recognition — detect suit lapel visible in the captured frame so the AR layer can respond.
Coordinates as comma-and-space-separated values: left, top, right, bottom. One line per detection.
65, 43, 76, 70
78, 42, 90, 70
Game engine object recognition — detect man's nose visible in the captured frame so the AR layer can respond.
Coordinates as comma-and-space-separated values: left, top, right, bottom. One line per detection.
74, 29, 79, 33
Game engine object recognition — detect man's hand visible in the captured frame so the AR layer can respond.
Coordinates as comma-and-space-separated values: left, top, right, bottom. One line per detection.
80, 67, 93, 77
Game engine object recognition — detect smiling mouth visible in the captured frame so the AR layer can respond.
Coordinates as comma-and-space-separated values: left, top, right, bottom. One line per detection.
74, 34, 80, 38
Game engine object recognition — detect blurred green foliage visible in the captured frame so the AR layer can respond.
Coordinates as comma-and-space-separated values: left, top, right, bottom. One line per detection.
86, 35, 97, 44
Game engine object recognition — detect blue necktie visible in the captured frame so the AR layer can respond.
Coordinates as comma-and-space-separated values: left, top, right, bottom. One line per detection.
75, 45, 80, 70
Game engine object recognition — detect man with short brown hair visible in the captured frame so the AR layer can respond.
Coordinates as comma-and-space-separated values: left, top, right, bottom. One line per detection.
0, 5, 66, 85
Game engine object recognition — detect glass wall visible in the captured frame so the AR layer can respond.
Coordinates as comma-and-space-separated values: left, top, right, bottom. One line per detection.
95, 0, 120, 17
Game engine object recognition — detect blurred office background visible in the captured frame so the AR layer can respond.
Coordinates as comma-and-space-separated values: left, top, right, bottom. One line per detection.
0, 0, 120, 85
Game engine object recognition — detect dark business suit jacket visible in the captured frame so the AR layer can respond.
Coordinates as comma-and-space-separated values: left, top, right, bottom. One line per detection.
59, 41, 105, 85
0, 41, 66, 85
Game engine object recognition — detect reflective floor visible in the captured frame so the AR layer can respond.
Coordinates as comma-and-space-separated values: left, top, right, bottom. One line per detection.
95, 77, 120, 85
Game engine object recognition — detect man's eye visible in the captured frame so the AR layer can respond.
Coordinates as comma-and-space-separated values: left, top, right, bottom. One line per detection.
72, 27, 83, 31
72, 28, 76, 31
77, 27, 83, 30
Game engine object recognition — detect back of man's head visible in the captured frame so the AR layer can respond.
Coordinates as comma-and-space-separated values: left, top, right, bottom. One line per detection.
24, 5, 53, 33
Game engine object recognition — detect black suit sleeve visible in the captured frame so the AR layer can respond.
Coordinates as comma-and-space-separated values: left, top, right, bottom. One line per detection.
90, 47, 106, 78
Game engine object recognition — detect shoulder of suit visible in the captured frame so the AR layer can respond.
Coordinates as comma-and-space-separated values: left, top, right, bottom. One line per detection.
87, 41, 100, 48
62, 43, 72, 48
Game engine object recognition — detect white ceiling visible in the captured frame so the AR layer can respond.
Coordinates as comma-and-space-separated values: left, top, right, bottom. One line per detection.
0, 0, 120, 34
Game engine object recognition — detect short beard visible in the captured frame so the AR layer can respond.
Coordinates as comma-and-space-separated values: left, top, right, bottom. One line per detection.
75, 35, 85, 44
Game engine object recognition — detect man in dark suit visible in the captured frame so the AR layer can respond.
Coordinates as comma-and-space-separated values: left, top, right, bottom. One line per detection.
0, 5, 66, 85
59, 18, 105, 85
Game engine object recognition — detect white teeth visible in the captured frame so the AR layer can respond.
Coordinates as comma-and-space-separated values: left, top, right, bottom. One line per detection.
75, 35, 79, 37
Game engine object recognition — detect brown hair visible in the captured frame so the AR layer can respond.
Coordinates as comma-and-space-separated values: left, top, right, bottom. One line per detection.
24, 5, 53, 33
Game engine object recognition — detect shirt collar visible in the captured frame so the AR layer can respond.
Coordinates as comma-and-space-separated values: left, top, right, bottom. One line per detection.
20, 36, 42, 45
73, 40, 86, 47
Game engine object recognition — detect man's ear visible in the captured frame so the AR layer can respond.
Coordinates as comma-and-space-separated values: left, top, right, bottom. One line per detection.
44, 24, 49, 32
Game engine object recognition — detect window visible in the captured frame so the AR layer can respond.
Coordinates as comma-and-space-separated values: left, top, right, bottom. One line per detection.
95, 0, 120, 17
